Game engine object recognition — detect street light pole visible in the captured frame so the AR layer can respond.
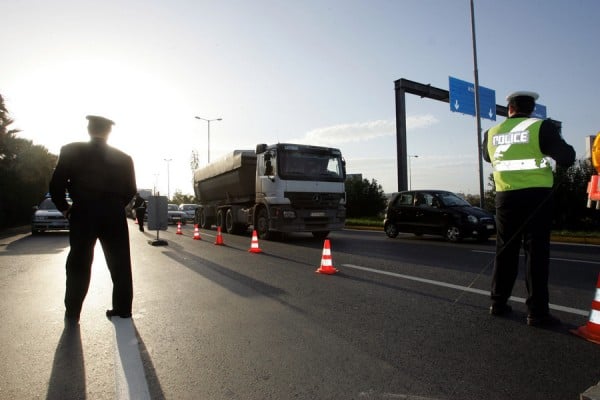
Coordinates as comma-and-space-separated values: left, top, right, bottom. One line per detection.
470, 0, 485, 208
408, 155, 419, 190
164, 158, 172, 200
194, 116, 222, 163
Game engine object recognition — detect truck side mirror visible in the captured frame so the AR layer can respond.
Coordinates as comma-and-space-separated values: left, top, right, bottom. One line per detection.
256, 144, 267, 154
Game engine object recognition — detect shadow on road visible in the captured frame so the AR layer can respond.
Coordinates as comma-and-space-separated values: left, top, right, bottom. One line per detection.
46, 322, 86, 400
161, 242, 287, 299
1, 233, 69, 256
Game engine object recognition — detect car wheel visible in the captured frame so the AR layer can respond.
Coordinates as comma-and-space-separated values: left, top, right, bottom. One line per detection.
445, 226, 461, 242
384, 222, 399, 238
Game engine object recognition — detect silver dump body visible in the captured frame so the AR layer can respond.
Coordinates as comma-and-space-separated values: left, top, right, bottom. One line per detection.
193, 150, 257, 205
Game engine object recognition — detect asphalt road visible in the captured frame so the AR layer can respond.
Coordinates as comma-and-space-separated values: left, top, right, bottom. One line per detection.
1, 221, 599, 400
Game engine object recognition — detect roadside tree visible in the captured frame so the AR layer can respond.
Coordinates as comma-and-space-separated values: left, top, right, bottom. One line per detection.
345, 176, 387, 218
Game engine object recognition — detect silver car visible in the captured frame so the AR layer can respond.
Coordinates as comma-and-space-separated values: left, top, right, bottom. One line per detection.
31, 197, 71, 234
178, 204, 199, 222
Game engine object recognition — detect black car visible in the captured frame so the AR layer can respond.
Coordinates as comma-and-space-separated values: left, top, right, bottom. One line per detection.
383, 190, 496, 242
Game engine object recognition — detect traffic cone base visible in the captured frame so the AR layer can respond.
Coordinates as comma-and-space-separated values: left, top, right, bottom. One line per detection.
316, 239, 338, 275
571, 324, 600, 345
176, 222, 183, 235
571, 274, 600, 345
248, 230, 263, 253
214, 226, 225, 245
193, 224, 201, 240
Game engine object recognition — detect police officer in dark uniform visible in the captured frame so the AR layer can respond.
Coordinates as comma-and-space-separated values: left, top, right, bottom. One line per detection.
483, 91, 575, 327
132, 192, 147, 232
49, 115, 137, 322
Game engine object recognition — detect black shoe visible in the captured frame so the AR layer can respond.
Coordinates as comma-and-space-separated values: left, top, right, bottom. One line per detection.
490, 303, 512, 316
106, 309, 132, 319
527, 313, 561, 327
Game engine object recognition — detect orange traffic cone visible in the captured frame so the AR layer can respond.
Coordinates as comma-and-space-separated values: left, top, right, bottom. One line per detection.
193, 224, 201, 240
571, 273, 600, 345
316, 239, 338, 275
214, 226, 225, 245
176, 221, 183, 235
248, 230, 263, 253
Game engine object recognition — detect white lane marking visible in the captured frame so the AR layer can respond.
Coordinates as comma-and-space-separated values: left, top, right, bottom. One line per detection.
472, 250, 599, 265
112, 318, 151, 400
342, 263, 589, 317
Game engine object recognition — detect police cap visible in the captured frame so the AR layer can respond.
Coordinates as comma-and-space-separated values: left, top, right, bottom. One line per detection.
505, 91, 539, 102
86, 115, 115, 126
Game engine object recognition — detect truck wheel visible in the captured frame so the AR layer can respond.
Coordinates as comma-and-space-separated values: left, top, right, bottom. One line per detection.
216, 209, 226, 231
199, 209, 215, 229
312, 231, 329, 240
199, 209, 209, 229
225, 209, 238, 234
256, 208, 271, 240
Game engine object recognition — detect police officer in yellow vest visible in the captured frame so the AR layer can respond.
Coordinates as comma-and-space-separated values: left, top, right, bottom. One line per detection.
483, 91, 575, 327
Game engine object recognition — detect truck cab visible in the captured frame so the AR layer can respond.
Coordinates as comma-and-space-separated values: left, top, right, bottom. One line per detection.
254, 143, 346, 239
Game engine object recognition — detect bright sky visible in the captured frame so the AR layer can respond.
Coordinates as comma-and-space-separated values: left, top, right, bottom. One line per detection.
2, 0, 599, 196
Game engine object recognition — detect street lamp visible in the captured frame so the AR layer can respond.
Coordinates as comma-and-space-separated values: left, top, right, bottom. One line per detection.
408, 155, 419, 190
194, 116, 222, 163
164, 158, 172, 200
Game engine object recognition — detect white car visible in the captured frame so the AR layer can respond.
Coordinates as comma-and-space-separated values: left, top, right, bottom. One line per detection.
31, 197, 71, 234
178, 204, 199, 222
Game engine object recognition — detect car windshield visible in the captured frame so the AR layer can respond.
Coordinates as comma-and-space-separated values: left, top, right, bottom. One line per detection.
38, 198, 59, 210
438, 192, 471, 207
168, 204, 179, 211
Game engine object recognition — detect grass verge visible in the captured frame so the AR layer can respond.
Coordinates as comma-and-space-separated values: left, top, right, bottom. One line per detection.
346, 218, 600, 245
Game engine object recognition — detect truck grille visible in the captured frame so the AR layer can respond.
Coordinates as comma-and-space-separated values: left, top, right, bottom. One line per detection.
284, 192, 342, 209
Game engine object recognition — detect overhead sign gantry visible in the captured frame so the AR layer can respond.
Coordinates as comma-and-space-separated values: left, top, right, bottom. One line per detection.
393, 78, 556, 194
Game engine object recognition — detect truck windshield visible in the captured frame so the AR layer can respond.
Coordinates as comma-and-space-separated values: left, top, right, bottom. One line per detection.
278, 149, 344, 182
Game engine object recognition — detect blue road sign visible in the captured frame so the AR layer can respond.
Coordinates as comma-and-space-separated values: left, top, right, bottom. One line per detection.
532, 103, 547, 119
449, 76, 496, 121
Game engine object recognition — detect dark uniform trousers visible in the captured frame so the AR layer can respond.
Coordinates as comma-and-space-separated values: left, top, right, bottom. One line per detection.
491, 188, 553, 315
65, 200, 133, 318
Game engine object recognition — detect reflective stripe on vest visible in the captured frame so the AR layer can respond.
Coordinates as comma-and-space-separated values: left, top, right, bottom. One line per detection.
494, 158, 551, 171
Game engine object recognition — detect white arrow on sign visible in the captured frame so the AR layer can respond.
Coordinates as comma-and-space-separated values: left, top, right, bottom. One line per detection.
454, 100, 460, 110
489, 108, 493, 119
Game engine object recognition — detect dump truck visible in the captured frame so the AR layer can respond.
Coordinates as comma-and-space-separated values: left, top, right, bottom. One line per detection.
193, 143, 346, 240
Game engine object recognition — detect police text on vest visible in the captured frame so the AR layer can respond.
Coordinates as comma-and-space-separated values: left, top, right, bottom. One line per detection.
492, 131, 529, 146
